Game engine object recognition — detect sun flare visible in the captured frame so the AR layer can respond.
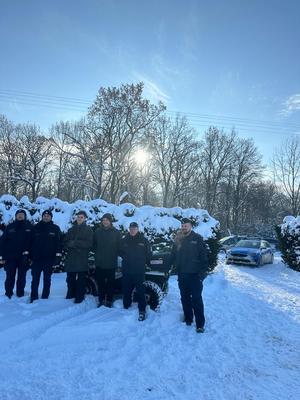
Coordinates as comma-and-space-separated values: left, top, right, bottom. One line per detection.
133, 149, 150, 166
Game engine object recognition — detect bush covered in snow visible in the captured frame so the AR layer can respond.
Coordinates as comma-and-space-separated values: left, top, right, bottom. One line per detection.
276, 216, 300, 272
0, 195, 220, 272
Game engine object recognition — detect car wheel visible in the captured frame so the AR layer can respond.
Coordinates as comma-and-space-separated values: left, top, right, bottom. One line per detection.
270, 254, 274, 264
133, 280, 164, 311
256, 256, 263, 267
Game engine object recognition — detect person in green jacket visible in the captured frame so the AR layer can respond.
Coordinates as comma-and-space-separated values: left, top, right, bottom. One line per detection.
93, 213, 121, 308
64, 210, 93, 303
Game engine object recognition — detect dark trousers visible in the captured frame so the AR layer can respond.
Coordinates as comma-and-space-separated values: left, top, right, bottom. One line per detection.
178, 273, 205, 329
31, 262, 53, 300
122, 273, 146, 312
4, 258, 27, 297
95, 268, 115, 303
66, 271, 86, 302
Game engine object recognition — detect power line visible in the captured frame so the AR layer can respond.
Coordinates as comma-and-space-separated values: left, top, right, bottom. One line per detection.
1, 88, 299, 135
2, 88, 300, 129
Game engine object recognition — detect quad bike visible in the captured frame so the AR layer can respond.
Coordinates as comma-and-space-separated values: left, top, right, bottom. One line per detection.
85, 243, 173, 311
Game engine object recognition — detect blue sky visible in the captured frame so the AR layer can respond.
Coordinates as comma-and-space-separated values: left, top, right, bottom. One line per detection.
0, 0, 299, 164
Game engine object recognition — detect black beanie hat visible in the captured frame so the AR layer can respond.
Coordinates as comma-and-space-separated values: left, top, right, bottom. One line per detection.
15, 209, 26, 218
181, 218, 192, 225
42, 210, 53, 218
101, 213, 113, 223
129, 221, 138, 228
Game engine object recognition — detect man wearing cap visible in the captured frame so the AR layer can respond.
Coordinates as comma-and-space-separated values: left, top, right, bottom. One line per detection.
29, 210, 62, 303
64, 210, 93, 303
169, 218, 209, 333
0, 210, 32, 298
93, 213, 121, 307
120, 222, 151, 321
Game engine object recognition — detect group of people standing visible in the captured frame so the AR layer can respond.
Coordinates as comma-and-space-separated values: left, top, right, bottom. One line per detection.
0, 210, 209, 331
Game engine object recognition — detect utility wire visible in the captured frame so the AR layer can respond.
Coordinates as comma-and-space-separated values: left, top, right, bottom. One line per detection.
1, 89, 299, 135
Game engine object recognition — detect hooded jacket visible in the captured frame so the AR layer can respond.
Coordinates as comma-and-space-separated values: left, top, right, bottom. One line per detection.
169, 230, 209, 279
63, 222, 93, 272
93, 226, 121, 269
120, 232, 151, 274
0, 219, 32, 261
31, 220, 62, 263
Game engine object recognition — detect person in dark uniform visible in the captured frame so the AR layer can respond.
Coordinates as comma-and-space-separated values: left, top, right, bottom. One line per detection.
93, 213, 121, 307
64, 210, 93, 303
0, 209, 32, 298
29, 210, 62, 302
120, 222, 151, 321
169, 218, 209, 333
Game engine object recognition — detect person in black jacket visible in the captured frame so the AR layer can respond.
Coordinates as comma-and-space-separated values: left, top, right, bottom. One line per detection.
0, 209, 32, 298
29, 210, 62, 303
64, 210, 93, 303
120, 222, 151, 321
169, 218, 209, 333
93, 213, 121, 307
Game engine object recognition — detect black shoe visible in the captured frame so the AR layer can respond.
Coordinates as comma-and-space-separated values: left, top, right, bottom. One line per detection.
196, 327, 205, 333
138, 312, 146, 321
66, 294, 75, 299
41, 296, 49, 299
105, 301, 112, 308
5, 293, 12, 299
30, 297, 38, 303
185, 321, 192, 326
74, 298, 84, 304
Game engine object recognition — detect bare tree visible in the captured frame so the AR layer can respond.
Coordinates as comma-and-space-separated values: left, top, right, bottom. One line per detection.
196, 127, 237, 214
15, 124, 53, 199
272, 136, 300, 216
230, 138, 263, 229
0, 115, 21, 195
56, 83, 165, 202
149, 115, 198, 207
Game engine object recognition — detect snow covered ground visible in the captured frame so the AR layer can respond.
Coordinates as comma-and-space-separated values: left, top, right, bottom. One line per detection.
0, 254, 299, 400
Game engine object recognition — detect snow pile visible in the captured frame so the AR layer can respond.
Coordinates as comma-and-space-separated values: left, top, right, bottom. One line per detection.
0, 194, 219, 241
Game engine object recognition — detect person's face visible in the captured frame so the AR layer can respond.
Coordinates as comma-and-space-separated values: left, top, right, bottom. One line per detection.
102, 218, 111, 228
181, 222, 192, 234
16, 213, 25, 221
76, 214, 86, 225
42, 214, 52, 223
129, 227, 138, 236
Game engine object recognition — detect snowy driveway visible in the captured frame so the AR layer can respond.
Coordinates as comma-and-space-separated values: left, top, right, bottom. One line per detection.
0, 255, 299, 400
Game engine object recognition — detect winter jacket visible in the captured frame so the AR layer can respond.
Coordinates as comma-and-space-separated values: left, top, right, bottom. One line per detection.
0, 220, 32, 261
30, 221, 62, 264
169, 230, 209, 280
64, 222, 93, 272
120, 232, 151, 275
93, 226, 121, 269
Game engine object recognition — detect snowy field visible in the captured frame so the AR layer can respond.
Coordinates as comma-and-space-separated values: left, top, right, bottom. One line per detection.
0, 254, 299, 400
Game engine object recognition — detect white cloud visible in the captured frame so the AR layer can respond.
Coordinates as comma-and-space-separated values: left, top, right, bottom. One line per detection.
132, 72, 170, 104
281, 94, 300, 116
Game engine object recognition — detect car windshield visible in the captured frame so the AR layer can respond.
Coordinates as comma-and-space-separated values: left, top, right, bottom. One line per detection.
235, 240, 260, 249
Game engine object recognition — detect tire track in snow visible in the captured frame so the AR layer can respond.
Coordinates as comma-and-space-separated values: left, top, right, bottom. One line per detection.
0, 296, 98, 348
224, 264, 300, 322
